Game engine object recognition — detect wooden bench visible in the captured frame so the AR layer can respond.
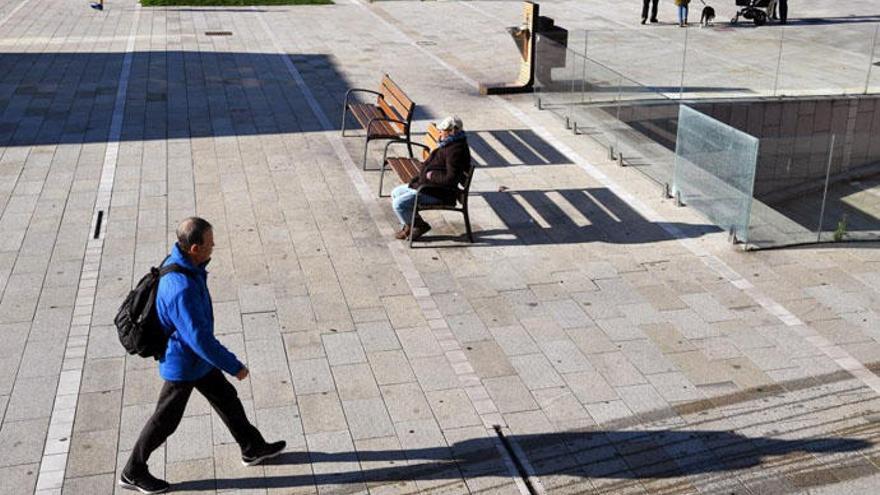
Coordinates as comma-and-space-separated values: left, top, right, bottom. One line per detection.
341, 74, 415, 170
381, 123, 476, 247
379, 122, 443, 198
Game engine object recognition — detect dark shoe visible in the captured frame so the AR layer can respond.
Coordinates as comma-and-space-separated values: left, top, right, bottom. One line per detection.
394, 225, 410, 240
119, 471, 169, 494
650, 18, 658, 23
641, 17, 647, 24
409, 220, 431, 241
242, 441, 286, 466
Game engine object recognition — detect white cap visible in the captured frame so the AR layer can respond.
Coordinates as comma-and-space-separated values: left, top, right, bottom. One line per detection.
438, 115, 463, 131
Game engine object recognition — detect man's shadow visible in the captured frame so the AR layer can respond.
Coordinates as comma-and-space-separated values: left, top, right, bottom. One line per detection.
174, 430, 871, 490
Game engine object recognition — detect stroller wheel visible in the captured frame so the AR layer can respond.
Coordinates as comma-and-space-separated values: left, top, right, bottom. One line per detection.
754, 11, 767, 25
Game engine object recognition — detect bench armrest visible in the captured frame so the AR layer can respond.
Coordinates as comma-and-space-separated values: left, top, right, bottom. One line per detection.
344, 88, 382, 107
414, 183, 460, 196
383, 140, 430, 161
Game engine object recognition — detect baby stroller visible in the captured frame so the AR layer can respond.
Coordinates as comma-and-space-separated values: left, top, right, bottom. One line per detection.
732, 0, 771, 26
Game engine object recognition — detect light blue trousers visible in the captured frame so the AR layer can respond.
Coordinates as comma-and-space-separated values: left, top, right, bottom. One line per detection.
391, 184, 443, 226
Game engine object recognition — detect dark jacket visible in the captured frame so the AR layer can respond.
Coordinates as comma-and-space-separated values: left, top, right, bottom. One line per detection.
157, 243, 244, 382
409, 136, 471, 204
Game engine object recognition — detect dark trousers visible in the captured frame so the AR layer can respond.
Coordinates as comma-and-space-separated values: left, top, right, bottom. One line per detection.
779, 0, 787, 23
642, 0, 659, 20
125, 369, 265, 475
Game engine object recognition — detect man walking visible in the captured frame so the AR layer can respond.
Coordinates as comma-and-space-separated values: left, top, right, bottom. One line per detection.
642, 0, 659, 24
119, 217, 285, 494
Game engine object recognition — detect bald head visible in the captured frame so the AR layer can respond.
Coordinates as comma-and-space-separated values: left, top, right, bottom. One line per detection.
176, 217, 213, 252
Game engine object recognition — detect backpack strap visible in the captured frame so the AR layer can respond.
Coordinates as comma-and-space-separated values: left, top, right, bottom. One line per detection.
158, 263, 191, 277
154, 255, 192, 278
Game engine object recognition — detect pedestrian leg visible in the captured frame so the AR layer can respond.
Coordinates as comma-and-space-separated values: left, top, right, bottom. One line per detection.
196, 369, 265, 456
125, 381, 194, 476
391, 185, 418, 227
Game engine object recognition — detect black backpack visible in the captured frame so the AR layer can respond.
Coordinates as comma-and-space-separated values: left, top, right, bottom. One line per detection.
114, 259, 189, 360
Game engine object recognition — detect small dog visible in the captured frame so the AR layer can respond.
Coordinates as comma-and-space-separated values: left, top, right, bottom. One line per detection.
700, 4, 716, 27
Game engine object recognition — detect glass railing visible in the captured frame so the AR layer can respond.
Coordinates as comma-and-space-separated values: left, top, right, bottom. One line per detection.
672, 105, 758, 243
775, 23, 880, 97
533, 24, 880, 249
534, 33, 681, 187
869, 25, 880, 93
749, 130, 880, 247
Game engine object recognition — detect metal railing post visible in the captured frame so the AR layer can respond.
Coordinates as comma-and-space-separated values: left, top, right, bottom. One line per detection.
864, 25, 879, 95
772, 26, 785, 97
816, 135, 836, 243
678, 28, 689, 100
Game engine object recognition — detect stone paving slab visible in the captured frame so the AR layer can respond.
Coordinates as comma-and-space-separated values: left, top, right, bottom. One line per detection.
0, 0, 878, 494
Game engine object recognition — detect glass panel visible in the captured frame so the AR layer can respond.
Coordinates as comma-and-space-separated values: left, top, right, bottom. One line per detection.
587, 29, 684, 103
673, 106, 759, 243
560, 29, 684, 188
777, 24, 879, 97
745, 132, 829, 248
817, 129, 880, 244
534, 34, 581, 125
868, 24, 880, 94
748, 117, 880, 248
683, 25, 782, 99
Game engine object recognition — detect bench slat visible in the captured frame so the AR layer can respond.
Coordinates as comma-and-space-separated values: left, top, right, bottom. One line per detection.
349, 103, 400, 138
381, 75, 414, 115
422, 126, 440, 160
377, 98, 406, 134
382, 79, 414, 111
349, 104, 381, 123
427, 124, 442, 143
386, 122, 445, 183
387, 157, 420, 184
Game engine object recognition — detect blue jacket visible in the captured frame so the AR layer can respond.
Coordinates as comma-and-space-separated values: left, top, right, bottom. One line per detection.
157, 243, 243, 381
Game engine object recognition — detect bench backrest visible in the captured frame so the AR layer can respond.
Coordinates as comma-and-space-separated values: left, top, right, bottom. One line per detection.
421, 123, 443, 160
378, 74, 415, 134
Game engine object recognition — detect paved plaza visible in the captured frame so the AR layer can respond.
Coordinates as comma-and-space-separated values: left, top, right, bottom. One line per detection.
1, 0, 880, 494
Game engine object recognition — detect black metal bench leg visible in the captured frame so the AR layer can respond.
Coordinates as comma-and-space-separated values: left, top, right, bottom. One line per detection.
341, 106, 348, 137
362, 139, 370, 170
409, 197, 419, 249
378, 160, 388, 197
463, 209, 474, 243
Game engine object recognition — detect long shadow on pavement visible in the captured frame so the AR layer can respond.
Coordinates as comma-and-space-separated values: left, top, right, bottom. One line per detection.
0, 51, 368, 147
174, 429, 870, 490
426, 188, 721, 246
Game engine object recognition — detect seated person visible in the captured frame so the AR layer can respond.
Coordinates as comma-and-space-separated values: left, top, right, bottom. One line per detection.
391, 116, 471, 241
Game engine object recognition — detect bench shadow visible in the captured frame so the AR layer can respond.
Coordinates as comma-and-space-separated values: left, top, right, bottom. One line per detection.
467, 129, 572, 168
173, 429, 870, 490
0, 51, 378, 147
417, 188, 721, 247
